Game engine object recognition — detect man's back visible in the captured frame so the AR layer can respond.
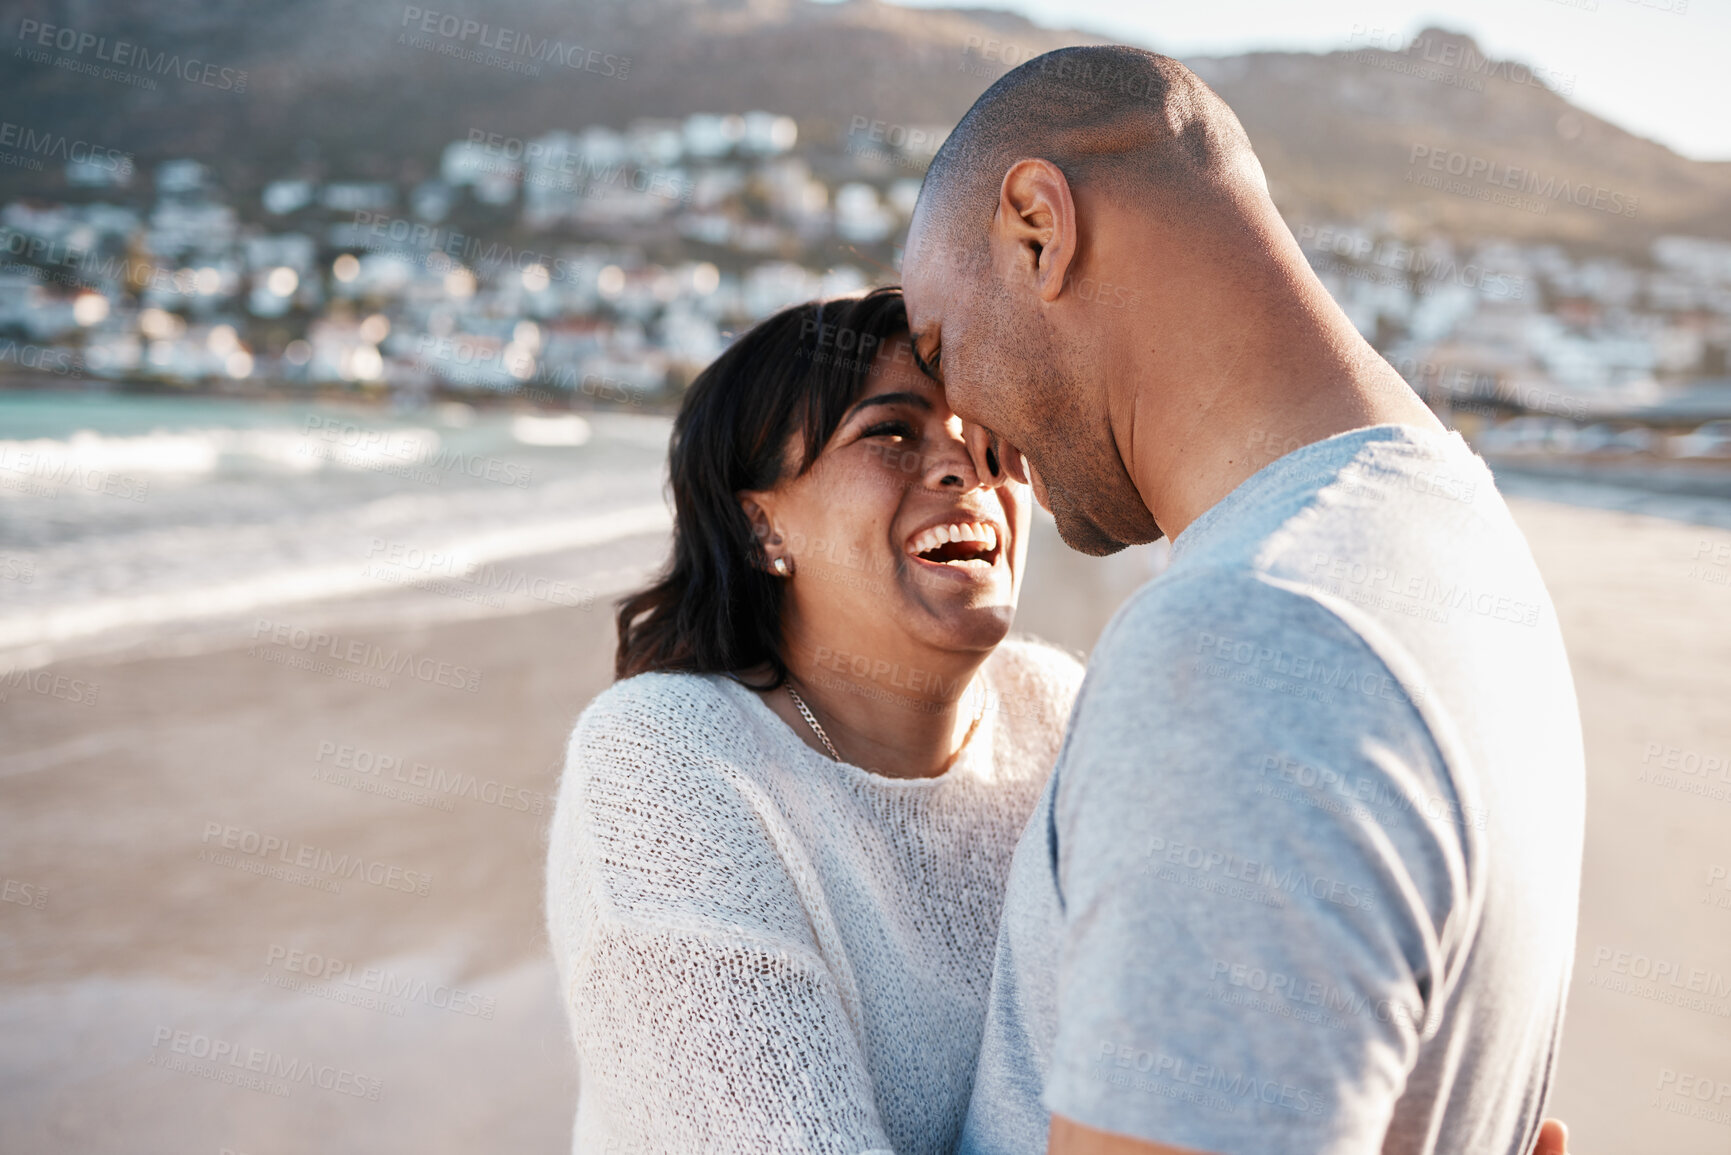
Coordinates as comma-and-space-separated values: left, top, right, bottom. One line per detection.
961, 425, 1585, 1154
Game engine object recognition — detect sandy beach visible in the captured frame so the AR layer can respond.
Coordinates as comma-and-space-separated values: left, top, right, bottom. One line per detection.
1, 490, 1728, 1153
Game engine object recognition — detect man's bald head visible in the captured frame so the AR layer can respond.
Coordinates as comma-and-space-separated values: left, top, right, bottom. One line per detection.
915, 45, 1266, 261
901, 46, 1300, 556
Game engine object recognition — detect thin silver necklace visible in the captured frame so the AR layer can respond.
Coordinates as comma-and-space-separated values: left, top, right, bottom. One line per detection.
785, 684, 841, 760
785, 681, 988, 770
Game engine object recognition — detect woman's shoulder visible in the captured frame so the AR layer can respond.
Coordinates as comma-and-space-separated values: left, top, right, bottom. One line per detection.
552, 672, 818, 941
563, 670, 776, 809
574, 670, 751, 748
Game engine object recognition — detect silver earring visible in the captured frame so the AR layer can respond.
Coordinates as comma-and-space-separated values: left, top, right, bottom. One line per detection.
772, 556, 792, 577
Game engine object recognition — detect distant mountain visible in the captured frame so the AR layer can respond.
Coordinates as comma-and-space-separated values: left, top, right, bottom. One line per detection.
1195, 28, 1731, 249
5, 0, 1727, 251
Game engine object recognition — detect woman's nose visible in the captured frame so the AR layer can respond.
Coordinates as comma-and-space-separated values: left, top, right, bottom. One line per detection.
923, 434, 981, 491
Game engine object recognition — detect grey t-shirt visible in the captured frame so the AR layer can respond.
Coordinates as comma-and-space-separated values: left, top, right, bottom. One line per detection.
959, 425, 1584, 1155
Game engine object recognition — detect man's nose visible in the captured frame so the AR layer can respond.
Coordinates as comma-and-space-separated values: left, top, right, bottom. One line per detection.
961, 422, 1010, 489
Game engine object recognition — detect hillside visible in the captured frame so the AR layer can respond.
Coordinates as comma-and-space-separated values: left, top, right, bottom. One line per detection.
4, 0, 1727, 249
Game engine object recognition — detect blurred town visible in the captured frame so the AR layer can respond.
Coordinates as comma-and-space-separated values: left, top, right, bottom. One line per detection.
3, 108, 1731, 466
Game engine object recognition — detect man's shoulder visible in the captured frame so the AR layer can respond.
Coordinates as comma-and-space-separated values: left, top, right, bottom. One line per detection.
1097, 567, 1370, 669
1079, 568, 1439, 771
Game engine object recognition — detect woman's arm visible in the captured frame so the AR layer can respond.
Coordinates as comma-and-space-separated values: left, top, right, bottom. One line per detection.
563, 914, 895, 1154
547, 677, 895, 1154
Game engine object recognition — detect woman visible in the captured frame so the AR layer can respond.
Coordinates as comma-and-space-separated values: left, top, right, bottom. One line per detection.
544, 286, 1083, 1153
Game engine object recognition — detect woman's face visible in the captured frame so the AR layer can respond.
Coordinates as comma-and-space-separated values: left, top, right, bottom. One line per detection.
747, 336, 1030, 662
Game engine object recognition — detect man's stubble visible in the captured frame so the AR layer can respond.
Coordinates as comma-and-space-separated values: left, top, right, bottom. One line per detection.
978, 294, 1161, 556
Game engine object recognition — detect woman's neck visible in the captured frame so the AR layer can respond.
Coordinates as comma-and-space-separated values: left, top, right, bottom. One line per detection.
765, 621, 991, 780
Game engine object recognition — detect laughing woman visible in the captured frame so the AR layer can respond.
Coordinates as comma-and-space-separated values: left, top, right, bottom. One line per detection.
544, 287, 1082, 1154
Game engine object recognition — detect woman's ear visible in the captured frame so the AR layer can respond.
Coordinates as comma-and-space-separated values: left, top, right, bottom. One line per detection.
738, 493, 779, 548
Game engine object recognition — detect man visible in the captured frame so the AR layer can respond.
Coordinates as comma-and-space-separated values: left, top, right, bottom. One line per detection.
900, 45, 1584, 1155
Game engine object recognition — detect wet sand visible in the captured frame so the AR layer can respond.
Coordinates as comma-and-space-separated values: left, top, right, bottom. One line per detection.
0, 497, 1727, 1153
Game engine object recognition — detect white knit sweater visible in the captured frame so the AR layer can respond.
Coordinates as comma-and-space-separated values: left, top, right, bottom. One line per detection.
545, 637, 1084, 1155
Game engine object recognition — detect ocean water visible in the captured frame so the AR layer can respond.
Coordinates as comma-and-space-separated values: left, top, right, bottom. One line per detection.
0, 390, 674, 669
8, 389, 1731, 676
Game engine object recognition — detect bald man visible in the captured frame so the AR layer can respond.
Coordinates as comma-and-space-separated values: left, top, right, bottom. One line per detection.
900, 46, 1584, 1155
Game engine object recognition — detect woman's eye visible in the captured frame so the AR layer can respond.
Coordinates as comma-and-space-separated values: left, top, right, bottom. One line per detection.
863, 421, 915, 441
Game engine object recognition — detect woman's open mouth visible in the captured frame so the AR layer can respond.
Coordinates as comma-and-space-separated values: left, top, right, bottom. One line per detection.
904, 520, 1003, 572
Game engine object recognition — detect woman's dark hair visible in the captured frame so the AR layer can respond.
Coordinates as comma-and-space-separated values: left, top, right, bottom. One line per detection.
615, 286, 909, 689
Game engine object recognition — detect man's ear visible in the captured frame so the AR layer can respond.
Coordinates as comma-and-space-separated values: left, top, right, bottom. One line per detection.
995, 158, 1079, 305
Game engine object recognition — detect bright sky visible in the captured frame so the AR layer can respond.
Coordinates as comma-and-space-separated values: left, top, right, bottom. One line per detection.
873, 0, 1731, 161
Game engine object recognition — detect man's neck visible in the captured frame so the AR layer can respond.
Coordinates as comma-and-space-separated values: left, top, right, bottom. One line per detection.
1114, 284, 1439, 541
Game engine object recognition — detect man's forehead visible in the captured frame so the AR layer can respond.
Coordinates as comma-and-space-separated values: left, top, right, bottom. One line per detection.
900, 222, 935, 283
899, 231, 945, 329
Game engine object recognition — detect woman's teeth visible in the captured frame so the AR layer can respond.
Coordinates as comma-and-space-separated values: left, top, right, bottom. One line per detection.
908, 522, 999, 564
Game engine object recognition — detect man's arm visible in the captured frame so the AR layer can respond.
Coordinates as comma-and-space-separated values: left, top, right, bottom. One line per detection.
1041, 577, 1461, 1153
1048, 1114, 1571, 1155
1049, 1113, 1208, 1154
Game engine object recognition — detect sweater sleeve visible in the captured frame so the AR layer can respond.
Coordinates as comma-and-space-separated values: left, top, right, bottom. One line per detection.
546, 675, 896, 1155
569, 918, 895, 1153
